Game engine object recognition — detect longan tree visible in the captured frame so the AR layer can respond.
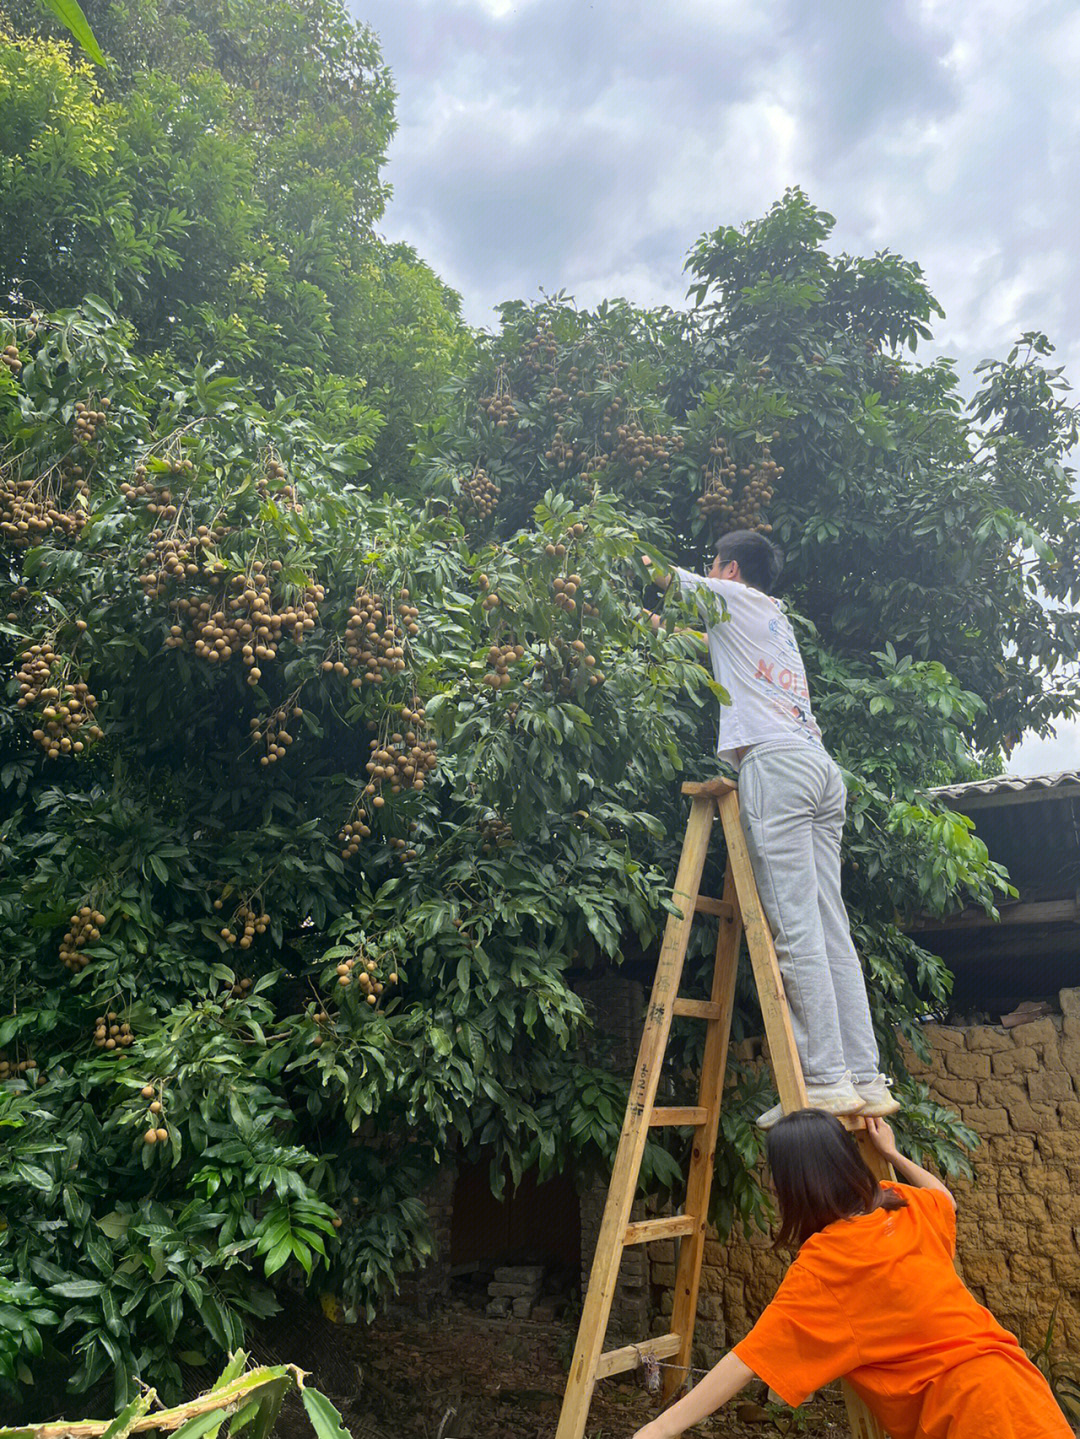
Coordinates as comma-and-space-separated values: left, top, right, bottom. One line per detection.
2, 18, 1075, 1411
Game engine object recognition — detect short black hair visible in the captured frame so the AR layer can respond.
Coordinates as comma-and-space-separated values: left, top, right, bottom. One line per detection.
766, 1109, 907, 1249
716, 530, 784, 593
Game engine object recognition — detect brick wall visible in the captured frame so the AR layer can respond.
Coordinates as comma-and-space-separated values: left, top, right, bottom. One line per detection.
651, 987, 1080, 1370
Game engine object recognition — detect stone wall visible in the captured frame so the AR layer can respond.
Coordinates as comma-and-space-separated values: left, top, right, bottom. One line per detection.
900, 988, 1080, 1361
651, 988, 1080, 1369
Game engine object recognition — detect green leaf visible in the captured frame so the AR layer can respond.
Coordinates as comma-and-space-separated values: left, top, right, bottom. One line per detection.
41, 0, 108, 64
101, 1392, 155, 1439
48, 1279, 104, 1299
172, 1407, 234, 1439
301, 1388, 352, 1439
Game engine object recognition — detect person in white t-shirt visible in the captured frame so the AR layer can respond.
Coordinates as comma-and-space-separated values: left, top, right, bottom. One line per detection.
643, 531, 898, 1129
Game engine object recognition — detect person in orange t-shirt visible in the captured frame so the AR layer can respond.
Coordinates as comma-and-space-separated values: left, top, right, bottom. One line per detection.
631, 1110, 1072, 1439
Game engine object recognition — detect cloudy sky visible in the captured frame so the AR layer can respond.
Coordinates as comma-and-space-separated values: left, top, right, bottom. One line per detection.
354, 0, 1080, 775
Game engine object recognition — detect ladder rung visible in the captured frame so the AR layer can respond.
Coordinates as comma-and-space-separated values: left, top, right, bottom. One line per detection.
694, 895, 735, 919
596, 1332, 682, 1379
649, 1106, 708, 1127
623, 1214, 696, 1245
672, 998, 723, 1020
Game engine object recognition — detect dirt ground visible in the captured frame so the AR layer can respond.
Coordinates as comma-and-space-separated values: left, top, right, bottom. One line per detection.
266, 1301, 853, 1439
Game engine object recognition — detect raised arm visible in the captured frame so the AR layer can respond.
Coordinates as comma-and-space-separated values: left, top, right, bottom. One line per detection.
631, 1351, 755, 1439
640, 557, 709, 644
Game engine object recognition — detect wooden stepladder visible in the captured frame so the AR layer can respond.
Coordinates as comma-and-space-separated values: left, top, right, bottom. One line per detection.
555, 778, 893, 1439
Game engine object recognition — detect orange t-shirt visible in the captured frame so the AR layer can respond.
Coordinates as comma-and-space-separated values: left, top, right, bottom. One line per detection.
732, 1184, 1071, 1438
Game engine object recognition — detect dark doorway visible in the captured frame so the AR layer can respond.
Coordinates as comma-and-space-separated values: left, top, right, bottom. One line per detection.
450, 1157, 581, 1271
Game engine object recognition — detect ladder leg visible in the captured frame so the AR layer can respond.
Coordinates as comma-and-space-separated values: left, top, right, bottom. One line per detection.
662, 863, 742, 1402
555, 797, 716, 1439
715, 788, 808, 1112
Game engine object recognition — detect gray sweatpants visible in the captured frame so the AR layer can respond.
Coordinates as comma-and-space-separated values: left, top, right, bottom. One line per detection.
737, 739, 879, 1085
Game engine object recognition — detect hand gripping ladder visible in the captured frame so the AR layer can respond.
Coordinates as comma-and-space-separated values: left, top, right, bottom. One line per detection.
555, 778, 893, 1439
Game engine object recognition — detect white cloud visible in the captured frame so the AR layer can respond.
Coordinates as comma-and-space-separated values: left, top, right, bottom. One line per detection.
1007, 718, 1080, 776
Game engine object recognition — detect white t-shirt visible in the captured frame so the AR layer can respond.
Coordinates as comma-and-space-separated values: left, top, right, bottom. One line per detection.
672, 567, 825, 768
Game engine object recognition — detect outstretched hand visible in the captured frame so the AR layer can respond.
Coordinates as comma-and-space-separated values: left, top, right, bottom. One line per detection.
864, 1115, 900, 1160
641, 554, 671, 590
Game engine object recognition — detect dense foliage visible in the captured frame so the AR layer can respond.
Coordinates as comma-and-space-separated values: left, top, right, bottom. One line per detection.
2, 2, 1079, 1415
0, 3, 465, 475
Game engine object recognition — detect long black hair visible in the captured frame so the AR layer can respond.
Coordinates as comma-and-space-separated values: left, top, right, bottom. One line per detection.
766, 1109, 907, 1249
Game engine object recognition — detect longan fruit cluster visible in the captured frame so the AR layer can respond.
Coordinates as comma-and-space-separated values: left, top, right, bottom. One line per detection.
121, 479, 174, 514
171, 565, 322, 678
544, 428, 586, 473
387, 832, 419, 865
698, 437, 737, 518
339, 586, 417, 686
138, 1082, 168, 1144
733, 443, 780, 531
249, 706, 301, 765
311, 1008, 331, 1046
0, 469, 89, 546
257, 456, 300, 510
363, 721, 436, 804
2, 344, 22, 376
139, 525, 226, 599
17, 646, 102, 758
337, 813, 372, 856
92, 1012, 134, 1051
229, 976, 254, 998
73, 398, 108, 445
700, 441, 781, 532
482, 641, 525, 688
551, 634, 606, 694
545, 378, 576, 409
479, 392, 519, 431
476, 573, 502, 612
216, 899, 269, 948
523, 325, 559, 371
550, 572, 583, 613
0, 1051, 38, 1081
148, 538, 198, 600
479, 815, 513, 853
608, 422, 676, 482
458, 469, 501, 522
60, 905, 107, 971
334, 951, 398, 1006
122, 456, 193, 511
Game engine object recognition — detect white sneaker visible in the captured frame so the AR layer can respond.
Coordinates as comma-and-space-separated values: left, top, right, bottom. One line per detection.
755, 1072, 866, 1130
853, 1074, 901, 1117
